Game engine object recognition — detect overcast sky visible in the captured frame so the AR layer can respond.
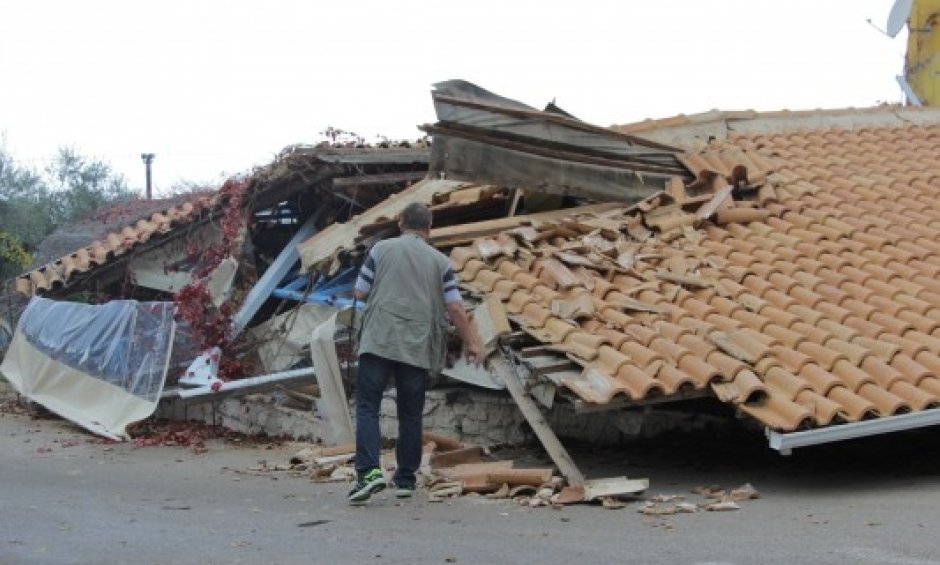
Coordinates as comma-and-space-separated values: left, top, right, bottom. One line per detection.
0, 0, 910, 196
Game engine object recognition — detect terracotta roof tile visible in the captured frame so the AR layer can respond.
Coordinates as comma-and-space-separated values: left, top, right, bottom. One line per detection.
449, 114, 940, 432
15, 196, 213, 295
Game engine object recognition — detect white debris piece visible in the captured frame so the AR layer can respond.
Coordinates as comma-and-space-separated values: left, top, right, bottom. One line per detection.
179, 347, 223, 389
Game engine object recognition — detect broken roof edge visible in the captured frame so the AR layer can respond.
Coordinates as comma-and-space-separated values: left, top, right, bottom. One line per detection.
425, 80, 689, 203
611, 105, 940, 150
17, 146, 432, 297
432, 79, 537, 114
297, 177, 475, 274
431, 79, 683, 153
15, 197, 218, 296
426, 134, 675, 204
269, 145, 430, 166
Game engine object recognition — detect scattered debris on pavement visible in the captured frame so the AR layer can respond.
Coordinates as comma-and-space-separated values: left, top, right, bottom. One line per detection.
282, 431, 649, 510
638, 483, 761, 515
127, 418, 286, 452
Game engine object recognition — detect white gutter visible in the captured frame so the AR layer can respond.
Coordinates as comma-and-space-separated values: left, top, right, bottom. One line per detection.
162, 367, 316, 401
767, 408, 940, 455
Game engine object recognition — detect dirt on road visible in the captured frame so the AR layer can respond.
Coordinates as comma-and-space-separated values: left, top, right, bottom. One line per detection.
2, 394, 940, 565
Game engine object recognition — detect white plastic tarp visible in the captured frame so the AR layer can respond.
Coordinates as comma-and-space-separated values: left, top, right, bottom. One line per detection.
0, 297, 176, 440
310, 307, 356, 446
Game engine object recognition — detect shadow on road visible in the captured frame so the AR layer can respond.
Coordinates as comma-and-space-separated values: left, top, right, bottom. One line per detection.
562, 409, 940, 495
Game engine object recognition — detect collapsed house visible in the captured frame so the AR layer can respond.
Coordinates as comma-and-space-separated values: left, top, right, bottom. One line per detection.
3, 146, 432, 439
5, 80, 940, 488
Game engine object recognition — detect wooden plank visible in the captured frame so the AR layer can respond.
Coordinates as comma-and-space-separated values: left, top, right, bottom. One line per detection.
491, 356, 586, 488
331, 171, 427, 188
428, 202, 624, 247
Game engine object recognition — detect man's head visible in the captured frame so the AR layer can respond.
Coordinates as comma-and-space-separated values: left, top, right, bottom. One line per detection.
399, 202, 433, 233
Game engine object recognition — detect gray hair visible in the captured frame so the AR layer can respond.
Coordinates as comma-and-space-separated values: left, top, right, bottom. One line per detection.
400, 202, 432, 230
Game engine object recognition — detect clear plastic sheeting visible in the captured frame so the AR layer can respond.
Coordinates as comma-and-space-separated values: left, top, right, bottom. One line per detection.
0, 297, 176, 440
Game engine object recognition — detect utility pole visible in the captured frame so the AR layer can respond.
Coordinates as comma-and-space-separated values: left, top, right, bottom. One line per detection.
140, 153, 155, 199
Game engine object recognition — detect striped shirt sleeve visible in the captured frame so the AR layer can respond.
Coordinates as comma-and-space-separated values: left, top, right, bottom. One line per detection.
354, 246, 379, 295
442, 267, 461, 304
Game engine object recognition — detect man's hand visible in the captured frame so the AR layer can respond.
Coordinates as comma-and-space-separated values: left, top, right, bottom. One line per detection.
465, 339, 486, 367
447, 302, 486, 367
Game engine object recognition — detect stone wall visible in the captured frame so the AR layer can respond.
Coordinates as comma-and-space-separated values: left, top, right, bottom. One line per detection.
164, 387, 729, 447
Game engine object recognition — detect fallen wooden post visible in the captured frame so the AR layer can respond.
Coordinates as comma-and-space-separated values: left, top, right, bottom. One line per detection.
491, 353, 649, 502
490, 355, 586, 488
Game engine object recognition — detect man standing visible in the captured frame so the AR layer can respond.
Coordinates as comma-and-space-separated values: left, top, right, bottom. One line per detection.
348, 202, 484, 504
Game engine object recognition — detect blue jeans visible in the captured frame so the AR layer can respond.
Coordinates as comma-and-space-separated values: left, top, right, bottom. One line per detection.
354, 353, 427, 488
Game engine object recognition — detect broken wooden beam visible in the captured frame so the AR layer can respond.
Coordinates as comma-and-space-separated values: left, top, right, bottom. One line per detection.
427, 202, 624, 247
331, 171, 427, 188
490, 355, 586, 488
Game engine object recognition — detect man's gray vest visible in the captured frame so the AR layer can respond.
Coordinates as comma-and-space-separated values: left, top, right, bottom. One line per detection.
358, 233, 449, 373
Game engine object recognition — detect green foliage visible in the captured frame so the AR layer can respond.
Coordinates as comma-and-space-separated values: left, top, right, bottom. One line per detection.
44, 146, 134, 222
0, 230, 31, 278
0, 143, 134, 280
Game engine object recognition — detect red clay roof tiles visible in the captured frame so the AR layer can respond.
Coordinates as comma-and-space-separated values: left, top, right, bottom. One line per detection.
453, 112, 940, 431
16, 196, 214, 295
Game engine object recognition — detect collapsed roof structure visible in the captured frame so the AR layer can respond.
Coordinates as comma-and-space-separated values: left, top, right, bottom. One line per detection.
15, 146, 431, 298
7, 81, 940, 463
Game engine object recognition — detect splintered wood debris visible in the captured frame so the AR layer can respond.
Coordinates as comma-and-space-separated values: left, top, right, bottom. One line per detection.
248, 437, 761, 517
270, 432, 652, 509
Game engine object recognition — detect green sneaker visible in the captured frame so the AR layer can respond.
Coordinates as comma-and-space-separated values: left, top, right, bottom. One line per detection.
394, 484, 416, 498
347, 468, 386, 504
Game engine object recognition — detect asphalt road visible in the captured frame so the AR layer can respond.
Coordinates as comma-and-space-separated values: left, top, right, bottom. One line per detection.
2, 400, 940, 565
